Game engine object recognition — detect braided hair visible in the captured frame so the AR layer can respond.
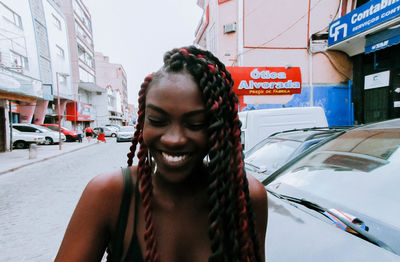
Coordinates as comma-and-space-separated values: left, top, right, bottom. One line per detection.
127, 46, 262, 262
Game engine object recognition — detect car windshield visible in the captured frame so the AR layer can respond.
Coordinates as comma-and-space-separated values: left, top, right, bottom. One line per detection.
119, 126, 135, 132
268, 127, 400, 229
245, 138, 300, 171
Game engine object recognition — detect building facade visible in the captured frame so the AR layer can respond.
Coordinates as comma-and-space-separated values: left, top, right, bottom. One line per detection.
93, 52, 128, 127
55, 0, 103, 128
328, 0, 400, 124
195, 0, 354, 126
0, 0, 62, 151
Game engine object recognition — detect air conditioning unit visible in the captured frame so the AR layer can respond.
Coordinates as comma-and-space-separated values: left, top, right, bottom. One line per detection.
224, 23, 236, 34
310, 40, 328, 53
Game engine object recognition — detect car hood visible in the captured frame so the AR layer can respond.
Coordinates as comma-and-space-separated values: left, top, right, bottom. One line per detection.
266, 192, 400, 262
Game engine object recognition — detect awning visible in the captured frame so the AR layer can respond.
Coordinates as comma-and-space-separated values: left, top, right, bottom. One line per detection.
365, 26, 400, 54
78, 82, 104, 92
0, 67, 43, 100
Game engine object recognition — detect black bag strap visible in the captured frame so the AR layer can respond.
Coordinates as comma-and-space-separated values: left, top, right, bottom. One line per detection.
110, 167, 133, 262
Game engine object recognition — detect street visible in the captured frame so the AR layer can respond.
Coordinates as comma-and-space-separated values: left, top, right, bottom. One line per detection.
0, 140, 135, 262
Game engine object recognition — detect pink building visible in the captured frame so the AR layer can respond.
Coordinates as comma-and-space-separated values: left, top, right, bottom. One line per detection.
195, 0, 353, 126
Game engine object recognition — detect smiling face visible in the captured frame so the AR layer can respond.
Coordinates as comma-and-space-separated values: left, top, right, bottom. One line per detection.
143, 71, 208, 183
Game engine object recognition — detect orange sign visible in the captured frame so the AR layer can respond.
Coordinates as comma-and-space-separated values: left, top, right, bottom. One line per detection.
227, 67, 302, 95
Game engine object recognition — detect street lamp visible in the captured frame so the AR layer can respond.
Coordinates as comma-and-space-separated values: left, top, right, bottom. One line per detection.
56, 72, 70, 150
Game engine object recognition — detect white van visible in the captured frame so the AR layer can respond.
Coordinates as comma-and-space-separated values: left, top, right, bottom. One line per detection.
239, 107, 328, 152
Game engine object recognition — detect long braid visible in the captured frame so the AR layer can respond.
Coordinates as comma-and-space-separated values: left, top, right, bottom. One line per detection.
127, 74, 159, 262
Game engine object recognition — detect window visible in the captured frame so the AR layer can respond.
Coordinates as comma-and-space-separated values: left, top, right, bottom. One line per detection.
10, 51, 29, 71
14, 126, 37, 132
55, 45, 64, 58
79, 66, 94, 83
73, 0, 92, 32
52, 14, 61, 30
77, 43, 94, 68
1, 2, 23, 29
75, 22, 93, 46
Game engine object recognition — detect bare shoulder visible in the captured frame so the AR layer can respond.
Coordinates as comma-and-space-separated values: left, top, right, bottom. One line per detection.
246, 174, 268, 207
55, 166, 138, 261
82, 166, 138, 223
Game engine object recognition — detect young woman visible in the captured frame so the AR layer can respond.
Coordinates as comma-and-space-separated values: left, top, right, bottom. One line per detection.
55, 46, 268, 262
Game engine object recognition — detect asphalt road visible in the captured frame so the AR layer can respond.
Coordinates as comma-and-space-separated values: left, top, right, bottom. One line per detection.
0, 140, 136, 262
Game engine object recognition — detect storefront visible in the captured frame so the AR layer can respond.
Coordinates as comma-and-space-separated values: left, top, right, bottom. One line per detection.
328, 0, 400, 124
65, 101, 93, 128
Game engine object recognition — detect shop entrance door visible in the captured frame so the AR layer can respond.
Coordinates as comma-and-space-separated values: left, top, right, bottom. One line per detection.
364, 86, 389, 123
0, 107, 6, 152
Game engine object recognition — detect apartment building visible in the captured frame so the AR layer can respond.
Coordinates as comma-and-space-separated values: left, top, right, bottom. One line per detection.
54, 0, 103, 128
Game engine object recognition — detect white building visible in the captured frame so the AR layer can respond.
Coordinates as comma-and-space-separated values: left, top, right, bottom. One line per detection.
0, 0, 45, 151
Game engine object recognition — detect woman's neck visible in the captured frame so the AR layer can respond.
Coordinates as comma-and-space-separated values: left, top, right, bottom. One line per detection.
152, 164, 209, 207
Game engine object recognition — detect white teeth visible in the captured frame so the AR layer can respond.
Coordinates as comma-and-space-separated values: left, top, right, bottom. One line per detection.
162, 152, 187, 163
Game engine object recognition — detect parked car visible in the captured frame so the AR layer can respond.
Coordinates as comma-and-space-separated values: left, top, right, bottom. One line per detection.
116, 126, 135, 142
40, 124, 78, 142
94, 126, 117, 137
13, 123, 66, 145
244, 127, 349, 182
106, 124, 121, 131
262, 118, 400, 261
12, 128, 45, 149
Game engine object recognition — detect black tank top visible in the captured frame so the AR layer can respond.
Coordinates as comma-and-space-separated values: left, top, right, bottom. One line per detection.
107, 167, 144, 262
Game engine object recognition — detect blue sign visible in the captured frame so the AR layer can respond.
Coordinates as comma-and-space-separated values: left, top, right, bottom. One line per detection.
328, 0, 400, 46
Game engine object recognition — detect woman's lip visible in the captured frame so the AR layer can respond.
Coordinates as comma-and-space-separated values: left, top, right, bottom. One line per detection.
158, 151, 192, 167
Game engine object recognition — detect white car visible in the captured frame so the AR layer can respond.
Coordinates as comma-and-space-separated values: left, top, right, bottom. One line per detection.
12, 128, 46, 149
94, 126, 118, 137
13, 123, 66, 145
116, 126, 135, 142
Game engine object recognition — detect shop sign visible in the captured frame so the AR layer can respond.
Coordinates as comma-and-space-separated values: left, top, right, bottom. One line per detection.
66, 102, 91, 121
10, 102, 20, 113
227, 67, 302, 95
364, 70, 390, 89
328, 0, 400, 46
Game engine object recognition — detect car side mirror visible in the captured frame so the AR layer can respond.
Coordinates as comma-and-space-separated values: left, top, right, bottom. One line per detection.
35, 130, 41, 133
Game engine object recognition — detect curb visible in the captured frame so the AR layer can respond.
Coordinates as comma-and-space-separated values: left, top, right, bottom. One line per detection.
0, 142, 98, 176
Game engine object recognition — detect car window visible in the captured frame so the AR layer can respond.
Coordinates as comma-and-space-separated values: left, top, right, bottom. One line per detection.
270, 129, 400, 228
14, 126, 37, 132
45, 126, 58, 131
245, 139, 300, 171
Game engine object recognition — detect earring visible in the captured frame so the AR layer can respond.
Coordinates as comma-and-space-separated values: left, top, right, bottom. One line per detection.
147, 150, 157, 174
147, 150, 152, 167
203, 154, 210, 167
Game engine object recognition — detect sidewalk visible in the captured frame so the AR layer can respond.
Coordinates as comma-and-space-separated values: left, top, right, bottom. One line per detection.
0, 140, 98, 175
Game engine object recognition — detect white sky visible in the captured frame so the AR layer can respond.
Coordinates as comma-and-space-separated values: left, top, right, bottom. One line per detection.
84, 0, 203, 106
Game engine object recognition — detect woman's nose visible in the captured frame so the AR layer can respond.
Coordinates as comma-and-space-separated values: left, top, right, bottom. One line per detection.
160, 125, 187, 147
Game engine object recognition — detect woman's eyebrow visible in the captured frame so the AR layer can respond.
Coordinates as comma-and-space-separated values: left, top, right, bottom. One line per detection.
184, 109, 206, 118
146, 104, 168, 115
147, 104, 205, 118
